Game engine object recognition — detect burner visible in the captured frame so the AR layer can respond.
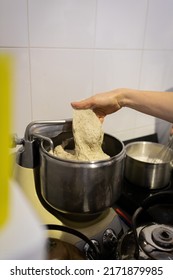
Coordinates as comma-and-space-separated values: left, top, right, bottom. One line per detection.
117, 224, 173, 260
116, 176, 173, 217
138, 223, 173, 259
117, 191, 173, 260
150, 225, 173, 249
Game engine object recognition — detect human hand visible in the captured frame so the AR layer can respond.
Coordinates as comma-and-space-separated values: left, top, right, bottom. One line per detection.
71, 90, 122, 122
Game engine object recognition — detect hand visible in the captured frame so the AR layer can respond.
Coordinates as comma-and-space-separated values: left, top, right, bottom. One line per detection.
71, 90, 122, 122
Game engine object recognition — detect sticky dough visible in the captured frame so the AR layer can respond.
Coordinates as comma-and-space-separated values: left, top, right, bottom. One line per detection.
52, 109, 110, 161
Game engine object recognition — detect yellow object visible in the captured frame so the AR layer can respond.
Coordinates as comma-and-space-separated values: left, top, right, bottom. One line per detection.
0, 54, 12, 228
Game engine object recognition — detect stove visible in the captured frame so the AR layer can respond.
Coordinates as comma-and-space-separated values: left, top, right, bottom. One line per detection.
12, 132, 173, 260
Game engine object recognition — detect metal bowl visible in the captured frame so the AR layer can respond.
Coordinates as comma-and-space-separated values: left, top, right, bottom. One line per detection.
124, 141, 173, 189
38, 132, 125, 215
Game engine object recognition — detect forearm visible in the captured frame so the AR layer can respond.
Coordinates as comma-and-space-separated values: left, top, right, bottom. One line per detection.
71, 88, 173, 123
119, 88, 173, 123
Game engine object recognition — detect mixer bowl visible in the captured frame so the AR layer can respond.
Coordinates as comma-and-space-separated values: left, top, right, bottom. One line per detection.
38, 132, 125, 215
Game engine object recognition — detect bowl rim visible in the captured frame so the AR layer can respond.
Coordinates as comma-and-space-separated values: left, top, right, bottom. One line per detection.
125, 141, 173, 165
40, 133, 125, 165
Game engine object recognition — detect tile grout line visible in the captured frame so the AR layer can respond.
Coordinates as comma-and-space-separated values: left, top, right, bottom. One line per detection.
91, 0, 98, 96
27, 0, 33, 121
138, 0, 150, 90
135, 0, 150, 132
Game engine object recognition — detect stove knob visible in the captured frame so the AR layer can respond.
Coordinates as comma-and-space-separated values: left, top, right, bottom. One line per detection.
83, 239, 100, 260
102, 228, 118, 249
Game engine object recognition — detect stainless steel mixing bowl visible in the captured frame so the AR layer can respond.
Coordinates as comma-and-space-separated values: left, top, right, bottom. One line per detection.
125, 141, 173, 189
39, 132, 125, 214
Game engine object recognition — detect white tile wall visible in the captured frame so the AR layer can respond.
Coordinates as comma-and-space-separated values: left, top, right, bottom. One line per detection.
144, 0, 173, 49
93, 50, 142, 137
30, 48, 94, 120
28, 0, 96, 48
1, 0, 173, 140
140, 50, 173, 91
93, 50, 142, 91
0, 0, 28, 47
95, 0, 148, 49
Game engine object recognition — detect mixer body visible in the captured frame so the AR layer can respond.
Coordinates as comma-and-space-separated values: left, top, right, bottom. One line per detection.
16, 120, 125, 215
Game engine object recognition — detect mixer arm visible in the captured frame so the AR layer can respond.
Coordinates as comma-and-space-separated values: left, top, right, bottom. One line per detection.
24, 119, 72, 141
15, 119, 72, 168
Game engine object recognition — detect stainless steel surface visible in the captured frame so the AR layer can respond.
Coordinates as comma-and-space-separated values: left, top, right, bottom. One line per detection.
38, 131, 125, 214
24, 120, 72, 140
125, 141, 173, 189
16, 120, 72, 168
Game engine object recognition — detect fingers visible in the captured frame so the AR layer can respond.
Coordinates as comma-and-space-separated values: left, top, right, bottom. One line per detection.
71, 98, 105, 123
71, 97, 94, 109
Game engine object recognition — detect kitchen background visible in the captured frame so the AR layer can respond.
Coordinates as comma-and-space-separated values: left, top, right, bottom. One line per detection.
1, 0, 173, 141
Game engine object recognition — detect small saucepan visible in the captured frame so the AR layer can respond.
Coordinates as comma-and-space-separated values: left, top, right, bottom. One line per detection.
124, 141, 173, 189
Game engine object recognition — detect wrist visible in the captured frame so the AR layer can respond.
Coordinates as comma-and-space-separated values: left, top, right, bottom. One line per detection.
118, 88, 138, 108
114, 88, 129, 108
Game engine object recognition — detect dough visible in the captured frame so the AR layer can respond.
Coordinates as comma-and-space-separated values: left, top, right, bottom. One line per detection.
53, 109, 110, 161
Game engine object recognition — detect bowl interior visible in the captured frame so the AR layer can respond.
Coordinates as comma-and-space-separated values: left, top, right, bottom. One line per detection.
125, 141, 173, 163
43, 132, 124, 158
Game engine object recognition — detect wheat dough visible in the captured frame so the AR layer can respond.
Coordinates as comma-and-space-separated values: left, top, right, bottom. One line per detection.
53, 109, 110, 161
